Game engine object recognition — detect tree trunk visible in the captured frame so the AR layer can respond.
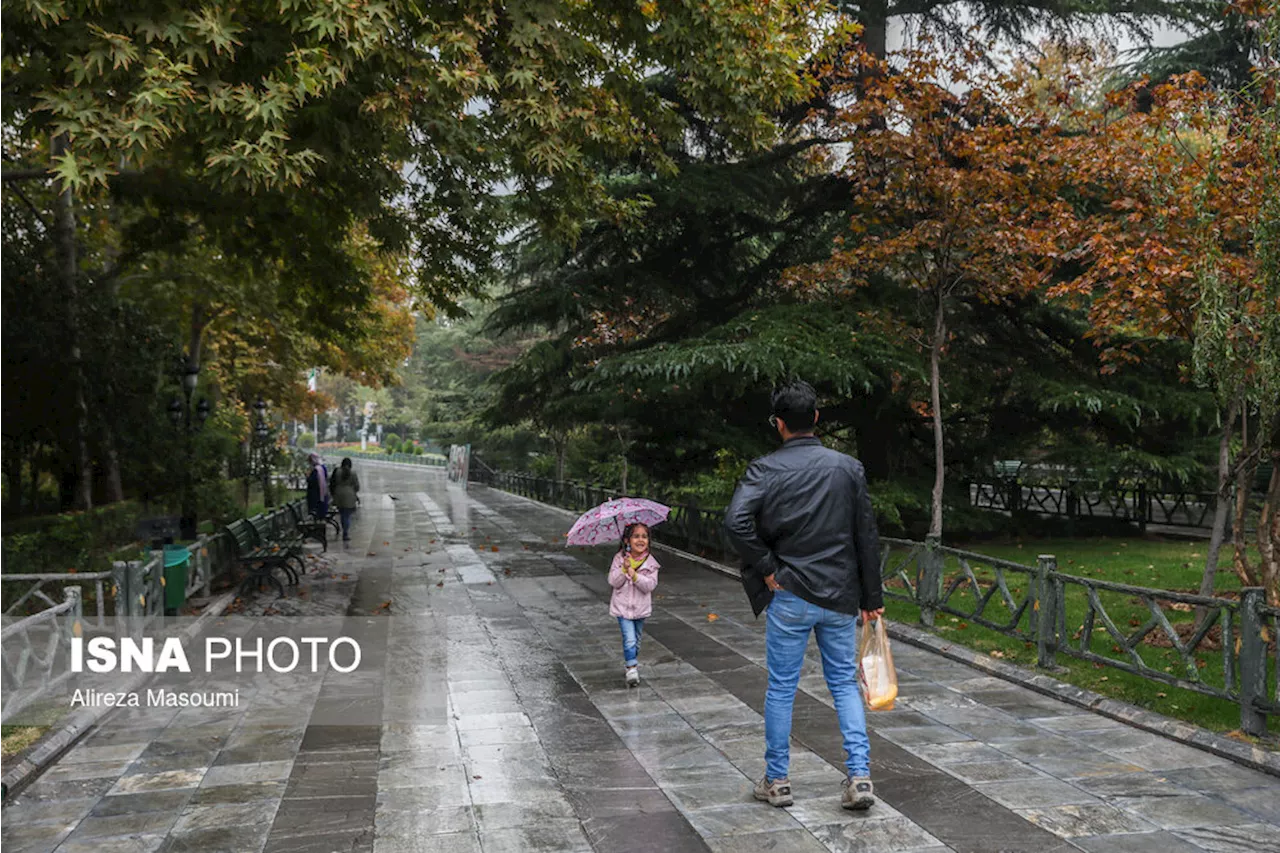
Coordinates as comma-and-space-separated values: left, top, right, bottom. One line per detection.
28, 448, 41, 507
1264, 494, 1274, 607
863, 5, 887, 59
188, 303, 206, 372
4, 442, 25, 514
1197, 398, 1240, 625
1258, 446, 1280, 607
553, 430, 568, 481
614, 426, 631, 496
53, 135, 93, 511
928, 290, 946, 542
1231, 408, 1261, 587
102, 423, 125, 503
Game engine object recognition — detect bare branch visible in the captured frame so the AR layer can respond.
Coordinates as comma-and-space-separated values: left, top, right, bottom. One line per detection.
7, 183, 54, 233
2, 167, 53, 183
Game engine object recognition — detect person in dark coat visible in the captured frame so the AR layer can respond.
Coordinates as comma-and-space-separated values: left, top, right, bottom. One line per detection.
724, 380, 885, 811
329, 458, 360, 542
305, 453, 330, 520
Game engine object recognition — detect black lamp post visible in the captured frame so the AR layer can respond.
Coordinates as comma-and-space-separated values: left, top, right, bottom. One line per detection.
253, 398, 274, 507
170, 361, 212, 539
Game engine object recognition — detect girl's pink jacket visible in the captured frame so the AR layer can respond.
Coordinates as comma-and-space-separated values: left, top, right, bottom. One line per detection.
608, 551, 660, 619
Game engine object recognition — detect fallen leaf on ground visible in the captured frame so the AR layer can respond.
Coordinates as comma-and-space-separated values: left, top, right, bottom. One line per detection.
437, 582, 444, 587
491, 546, 499, 552
989, 650, 1005, 658
707, 614, 719, 622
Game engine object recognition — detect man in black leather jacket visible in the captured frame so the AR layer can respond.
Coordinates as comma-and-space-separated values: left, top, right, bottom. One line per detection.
724, 380, 885, 811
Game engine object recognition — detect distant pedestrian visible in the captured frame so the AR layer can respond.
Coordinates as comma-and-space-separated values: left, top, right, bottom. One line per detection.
608, 523, 660, 688
306, 453, 330, 521
329, 458, 360, 543
724, 380, 885, 811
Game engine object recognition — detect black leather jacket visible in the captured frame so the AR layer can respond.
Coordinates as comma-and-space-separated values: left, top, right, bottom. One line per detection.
723, 436, 884, 616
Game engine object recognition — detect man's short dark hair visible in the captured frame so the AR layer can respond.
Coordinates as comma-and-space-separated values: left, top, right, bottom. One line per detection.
771, 380, 817, 431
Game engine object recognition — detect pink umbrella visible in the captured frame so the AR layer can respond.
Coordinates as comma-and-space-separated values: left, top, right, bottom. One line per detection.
565, 498, 670, 547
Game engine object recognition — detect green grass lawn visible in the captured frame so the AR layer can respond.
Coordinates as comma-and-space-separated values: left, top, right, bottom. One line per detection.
883, 535, 1278, 743
1, 702, 66, 767
1, 725, 47, 759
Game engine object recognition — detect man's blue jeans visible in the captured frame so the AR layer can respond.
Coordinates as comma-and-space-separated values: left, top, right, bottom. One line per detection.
765, 589, 870, 780
618, 617, 646, 667
338, 507, 354, 540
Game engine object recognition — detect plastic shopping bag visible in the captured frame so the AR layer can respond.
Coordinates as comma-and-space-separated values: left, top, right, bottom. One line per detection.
858, 616, 898, 711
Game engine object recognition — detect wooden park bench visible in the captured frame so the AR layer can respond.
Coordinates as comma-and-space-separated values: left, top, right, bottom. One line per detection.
322, 505, 341, 536
286, 501, 328, 552
247, 514, 307, 585
224, 518, 301, 599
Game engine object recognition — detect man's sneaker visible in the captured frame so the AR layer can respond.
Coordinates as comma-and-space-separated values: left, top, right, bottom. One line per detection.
842, 776, 875, 810
625, 666, 639, 687
753, 775, 793, 807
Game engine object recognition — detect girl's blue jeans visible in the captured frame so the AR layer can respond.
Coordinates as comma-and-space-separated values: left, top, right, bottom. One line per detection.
618, 617, 646, 667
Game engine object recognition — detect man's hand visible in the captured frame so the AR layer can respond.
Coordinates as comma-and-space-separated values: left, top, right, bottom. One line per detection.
861, 607, 885, 623
764, 573, 782, 591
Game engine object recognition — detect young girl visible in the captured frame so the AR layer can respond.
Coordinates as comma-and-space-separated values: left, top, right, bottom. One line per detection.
608, 523, 660, 687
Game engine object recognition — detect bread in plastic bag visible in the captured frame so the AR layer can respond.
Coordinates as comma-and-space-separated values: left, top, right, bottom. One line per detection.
858, 616, 898, 711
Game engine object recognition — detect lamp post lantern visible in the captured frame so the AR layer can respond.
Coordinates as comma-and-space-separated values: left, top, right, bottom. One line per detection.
172, 362, 212, 540
253, 398, 274, 507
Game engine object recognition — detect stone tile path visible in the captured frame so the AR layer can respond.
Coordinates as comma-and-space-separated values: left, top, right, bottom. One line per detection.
2, 463, 1277, 853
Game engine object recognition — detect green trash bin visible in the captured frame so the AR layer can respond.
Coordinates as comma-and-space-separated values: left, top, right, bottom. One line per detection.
162, 545, 190, 611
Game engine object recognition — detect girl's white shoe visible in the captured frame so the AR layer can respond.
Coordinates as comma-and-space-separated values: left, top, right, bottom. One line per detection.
625, 666, 640, 687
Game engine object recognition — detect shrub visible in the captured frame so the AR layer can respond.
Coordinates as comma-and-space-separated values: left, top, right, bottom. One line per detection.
385, 433, 402, 452
298, 432, 316, 449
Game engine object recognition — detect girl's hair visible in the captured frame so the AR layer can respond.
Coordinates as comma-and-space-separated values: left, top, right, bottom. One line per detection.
619, 522, 651, 554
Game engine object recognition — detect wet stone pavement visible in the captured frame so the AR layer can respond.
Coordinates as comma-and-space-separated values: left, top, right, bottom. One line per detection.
3, 461, 1278, 853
